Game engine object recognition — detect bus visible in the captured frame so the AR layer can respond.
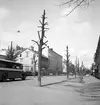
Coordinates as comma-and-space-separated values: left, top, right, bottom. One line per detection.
0, 59, 26, 81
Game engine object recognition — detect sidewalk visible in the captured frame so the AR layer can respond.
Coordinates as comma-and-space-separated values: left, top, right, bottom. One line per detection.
32, 75, 100, 105
83, 75, 100, 84
29, 75, 80, 86
27, 75, 99, 87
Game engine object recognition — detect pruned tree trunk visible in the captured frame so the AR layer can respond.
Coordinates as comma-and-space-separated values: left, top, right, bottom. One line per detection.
66, 46, 70, 79
32, 10, 48, 87
38, 46, 42, 86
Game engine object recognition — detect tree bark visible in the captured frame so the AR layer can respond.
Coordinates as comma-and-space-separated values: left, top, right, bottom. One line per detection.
38, 45, 42, 86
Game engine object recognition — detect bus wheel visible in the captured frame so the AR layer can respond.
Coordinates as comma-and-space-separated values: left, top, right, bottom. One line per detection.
22, 75, 26, 80
2, 73, 8, 82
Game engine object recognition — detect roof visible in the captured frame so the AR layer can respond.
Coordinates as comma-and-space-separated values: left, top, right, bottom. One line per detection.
0, 54, 6, 60
48, 48, 62, 58
0, 58, 23, 65
16, 48, 48, 59
14, 49, 26, 55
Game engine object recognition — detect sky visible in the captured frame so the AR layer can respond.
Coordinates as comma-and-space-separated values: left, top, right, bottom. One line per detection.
0, 0, 100, 68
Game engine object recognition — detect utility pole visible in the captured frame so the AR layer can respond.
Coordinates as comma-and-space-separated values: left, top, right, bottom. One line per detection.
32, 10, 48, 87
66, 46, 70, 79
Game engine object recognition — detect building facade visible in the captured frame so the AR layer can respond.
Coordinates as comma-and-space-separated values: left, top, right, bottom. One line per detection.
47, 48, 63, 75
94, 36, 100, 78
16, 48, 49, 75
15, 47, 63, 76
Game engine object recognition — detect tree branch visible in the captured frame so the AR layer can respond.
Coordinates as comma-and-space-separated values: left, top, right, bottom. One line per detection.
31, 40, 39, 46
60, 0, 75, 6
59, 0, 94, 16
42, 46, 46, 50
44, 35, 47, 38
44, 22, 48, 25
39, 20, 42, 25
38, 31, 41, 40
80, 0, 95, 7
43, 40, 48, 46
65, 0, 85, 16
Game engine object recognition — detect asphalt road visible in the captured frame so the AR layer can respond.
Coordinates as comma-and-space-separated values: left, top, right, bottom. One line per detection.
79, 82, 100, 103
0, 76, 100, 105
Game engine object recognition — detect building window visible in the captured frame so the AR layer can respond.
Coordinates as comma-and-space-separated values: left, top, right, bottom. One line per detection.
20, 58, 23, 62
26, 51, 29, 57
20, 54, 22, 57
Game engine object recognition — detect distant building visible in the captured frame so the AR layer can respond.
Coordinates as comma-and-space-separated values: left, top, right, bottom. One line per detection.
0, 46, 63, 75
16, 48, 49, 75
16, 48, 63, 75
0, 49, 7, 60
62, 58, 67, 73
0, 49, 7, 56
47, 48, 63, 75
94, 36, 100, 78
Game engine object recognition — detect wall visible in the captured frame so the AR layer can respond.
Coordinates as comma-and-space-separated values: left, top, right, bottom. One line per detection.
16, 49, 49, 73
16, 49, 38, 72
48, 48, 63, 75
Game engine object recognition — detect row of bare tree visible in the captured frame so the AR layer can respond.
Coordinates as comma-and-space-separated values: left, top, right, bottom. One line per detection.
5, 0, 94, 86
65, 45, 89, 80
4, 9, 90, 86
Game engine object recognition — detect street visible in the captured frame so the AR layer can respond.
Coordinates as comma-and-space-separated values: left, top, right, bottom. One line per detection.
0, 76, 100, 105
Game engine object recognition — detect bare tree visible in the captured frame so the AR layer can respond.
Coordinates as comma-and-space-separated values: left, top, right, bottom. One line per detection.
74, 57, 77, 77
77, 58, 80, 75
60, 0, 94, 16
32, 10, 48, 87
75, 56, 79, 77
80, 61, 84, 77
66, 46, 70, 79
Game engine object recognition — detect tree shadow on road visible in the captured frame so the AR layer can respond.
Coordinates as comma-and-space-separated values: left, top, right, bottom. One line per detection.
42, 80, 67, 87
41, 77, 84, 87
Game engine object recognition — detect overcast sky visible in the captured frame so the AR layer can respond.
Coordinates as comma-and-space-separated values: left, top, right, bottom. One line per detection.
0, 0, 100, 68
